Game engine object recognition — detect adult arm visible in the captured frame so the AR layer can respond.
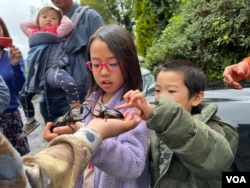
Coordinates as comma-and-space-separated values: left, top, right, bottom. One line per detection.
0, 127, 101, 188
223, 56, 250, 89
44, 108, 148, 180
0, 114, 140, 187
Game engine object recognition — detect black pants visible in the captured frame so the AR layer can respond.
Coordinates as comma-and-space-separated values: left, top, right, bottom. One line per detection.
47, 68, 80, 105
19, 87, 36, 118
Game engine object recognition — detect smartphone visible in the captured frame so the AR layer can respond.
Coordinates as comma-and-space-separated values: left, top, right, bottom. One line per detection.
0, 37, 12, 47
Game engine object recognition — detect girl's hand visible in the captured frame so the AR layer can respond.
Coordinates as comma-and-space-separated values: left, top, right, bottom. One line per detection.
43, 122, 58, 141
8, 45, 23, 66
43, 122, 81, 142
87, 111, 141, 139
43, 110, 141, 141
116, 90, 153, 120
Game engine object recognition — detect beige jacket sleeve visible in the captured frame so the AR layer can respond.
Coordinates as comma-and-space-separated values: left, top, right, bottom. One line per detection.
22, 127, 102, 188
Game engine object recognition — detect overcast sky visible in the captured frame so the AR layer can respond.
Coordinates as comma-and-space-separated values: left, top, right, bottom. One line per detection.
0, 1, 47, 57
0, 0, 79, 58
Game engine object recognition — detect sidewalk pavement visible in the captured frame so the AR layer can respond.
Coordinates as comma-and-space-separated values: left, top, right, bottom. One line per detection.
19, 97, 48, 155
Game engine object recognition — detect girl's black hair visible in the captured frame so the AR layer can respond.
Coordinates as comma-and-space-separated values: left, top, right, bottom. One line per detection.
86, 24, 142, 97
0, 17, 10, 50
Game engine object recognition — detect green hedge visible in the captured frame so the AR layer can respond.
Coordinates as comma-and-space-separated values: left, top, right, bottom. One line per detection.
144, 0, 250, 81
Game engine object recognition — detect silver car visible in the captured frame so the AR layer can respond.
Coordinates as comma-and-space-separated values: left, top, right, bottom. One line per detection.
141, 67, 155, 98
204, 87, 250, 171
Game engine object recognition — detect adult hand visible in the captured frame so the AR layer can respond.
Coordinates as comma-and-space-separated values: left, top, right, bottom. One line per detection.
8, 45, 23, 66
116, 90, 153, 120
222, 60, 250, 89
43, 122, 81, 142
87, 111, 141, 139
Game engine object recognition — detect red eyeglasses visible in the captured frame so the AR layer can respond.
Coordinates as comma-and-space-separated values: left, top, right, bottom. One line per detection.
86, 59, 121, 72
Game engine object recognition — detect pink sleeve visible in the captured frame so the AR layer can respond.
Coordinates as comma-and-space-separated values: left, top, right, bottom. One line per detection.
20, 21, 38, 37
57, 16, 74, 38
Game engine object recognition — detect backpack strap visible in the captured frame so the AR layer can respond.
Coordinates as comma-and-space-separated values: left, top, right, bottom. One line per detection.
71, 6, 90, 28
61, 5, 90, 59
46, 6, 91, 85
54, 6, 90, 67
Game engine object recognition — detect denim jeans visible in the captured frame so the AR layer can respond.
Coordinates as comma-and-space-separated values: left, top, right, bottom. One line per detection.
39, 93, 70, 123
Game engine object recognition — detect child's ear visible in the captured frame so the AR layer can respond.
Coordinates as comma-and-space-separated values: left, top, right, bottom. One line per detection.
192, 91, 204, 107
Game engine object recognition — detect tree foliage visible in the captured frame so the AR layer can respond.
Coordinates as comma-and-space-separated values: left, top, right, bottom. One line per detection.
145, 0, 250, 81
81, 0, 134, 33
80, 0, 250, 81
133, 1, 157, 56
81, 0, 114, 23
106, 0, 135, 32
133, 0, 178, 57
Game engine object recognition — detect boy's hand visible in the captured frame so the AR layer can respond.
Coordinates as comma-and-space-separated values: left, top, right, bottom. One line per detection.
116, 90, 153, 120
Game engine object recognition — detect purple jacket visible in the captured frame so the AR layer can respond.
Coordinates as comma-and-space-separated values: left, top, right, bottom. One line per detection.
82, 88, 150, 188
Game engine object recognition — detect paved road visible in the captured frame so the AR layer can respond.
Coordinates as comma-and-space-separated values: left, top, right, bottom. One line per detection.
19, 97, 48, 155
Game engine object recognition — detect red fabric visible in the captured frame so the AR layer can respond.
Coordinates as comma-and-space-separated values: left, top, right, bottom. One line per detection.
87, 163, 94, 169
31, 26, 58, 35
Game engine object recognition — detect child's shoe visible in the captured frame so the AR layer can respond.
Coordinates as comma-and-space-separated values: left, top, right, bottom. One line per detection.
19, 120, 40, 138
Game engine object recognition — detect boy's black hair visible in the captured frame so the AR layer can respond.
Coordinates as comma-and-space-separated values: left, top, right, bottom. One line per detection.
158, 59, 206, 113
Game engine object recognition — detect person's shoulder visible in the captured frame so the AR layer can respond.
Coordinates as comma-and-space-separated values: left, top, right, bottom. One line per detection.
83, 7, 102, 17
70, 5, 103, 25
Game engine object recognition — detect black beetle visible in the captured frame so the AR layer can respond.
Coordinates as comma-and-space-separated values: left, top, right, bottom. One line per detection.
52, 99, 124, 130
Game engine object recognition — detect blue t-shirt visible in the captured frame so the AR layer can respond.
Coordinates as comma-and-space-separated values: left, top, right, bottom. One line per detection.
0, 50, 26, 112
